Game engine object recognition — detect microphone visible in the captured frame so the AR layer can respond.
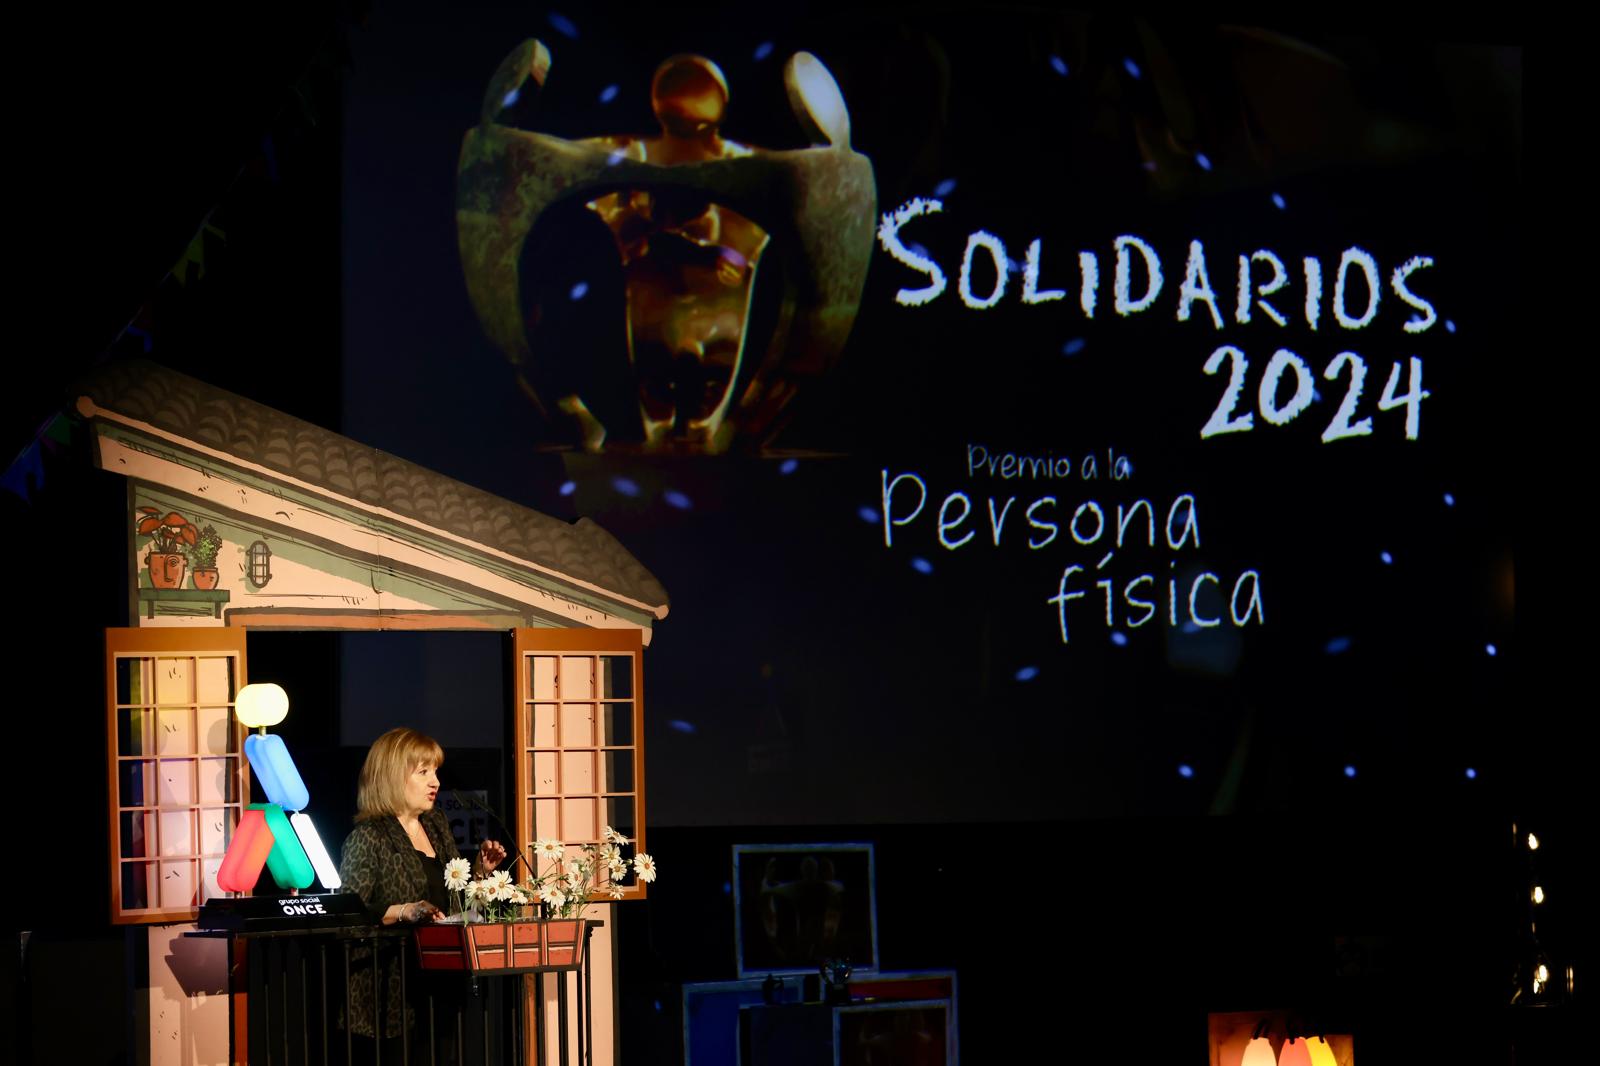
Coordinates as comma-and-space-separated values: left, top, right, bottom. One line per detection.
449, 789, 535, 881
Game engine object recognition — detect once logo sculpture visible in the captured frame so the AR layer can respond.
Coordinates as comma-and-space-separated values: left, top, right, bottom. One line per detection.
216, 683, 341, 893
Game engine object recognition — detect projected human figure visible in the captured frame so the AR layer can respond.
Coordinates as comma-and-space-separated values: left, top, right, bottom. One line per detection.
582, 55, 771, 450
759, 855, 846, 962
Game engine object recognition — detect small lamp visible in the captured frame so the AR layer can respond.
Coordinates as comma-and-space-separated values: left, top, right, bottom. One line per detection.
237, 683, 289, 729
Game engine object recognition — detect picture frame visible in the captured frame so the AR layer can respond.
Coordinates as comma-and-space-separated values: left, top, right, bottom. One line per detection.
733, 843, 879, 979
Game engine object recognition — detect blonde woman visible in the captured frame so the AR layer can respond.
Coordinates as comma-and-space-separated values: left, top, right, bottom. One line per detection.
338, 727, 506, 1045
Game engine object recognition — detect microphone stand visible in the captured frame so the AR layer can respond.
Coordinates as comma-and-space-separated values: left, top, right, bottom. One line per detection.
450, 788, 536, 881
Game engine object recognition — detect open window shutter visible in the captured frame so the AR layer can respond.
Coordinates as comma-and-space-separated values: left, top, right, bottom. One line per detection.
105, 627, 249, 924
512, 627, 647, 900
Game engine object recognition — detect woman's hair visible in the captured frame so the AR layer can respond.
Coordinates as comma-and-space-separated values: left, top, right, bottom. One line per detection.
355, 727, 445, 821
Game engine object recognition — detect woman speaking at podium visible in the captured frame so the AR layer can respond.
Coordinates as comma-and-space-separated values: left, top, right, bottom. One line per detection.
338, 727, 507, 1055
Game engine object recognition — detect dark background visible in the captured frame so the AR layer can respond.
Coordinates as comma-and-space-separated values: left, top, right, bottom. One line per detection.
7, 4, 1578, 1063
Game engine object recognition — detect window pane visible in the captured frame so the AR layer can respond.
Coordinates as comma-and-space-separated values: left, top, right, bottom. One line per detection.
601, 751, 635, 793
529, 703, 557, 748
116, 658, 152, 706
159, 810, 195, 857
196, 707, 235, 755
197, 758, 237, 805
533, 799, 560, 839
118, 708, 153, 756
530, 657, 557, 701
156, 707, 194, 756
120, 811, 156, 858
199, 808, 230, 855
160, 860, 196, 910
157, 760, 196, 807
560, 798, 597, 843
601, 704, 634, 746
122, 862, 155, 910
600, 656, 633, 699
603, 797, 636, 841
154, 657, 194, 706
561, 751, 595, 794
530, 752, 559, 796
560, 656, 594, 699
120, 761, 155, 808
561, 704, 595, 747
195, 656, 233, 704
199, 858, 223, 904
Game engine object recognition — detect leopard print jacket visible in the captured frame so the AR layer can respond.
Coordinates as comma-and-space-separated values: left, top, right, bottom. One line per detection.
338, 810, 461, 1038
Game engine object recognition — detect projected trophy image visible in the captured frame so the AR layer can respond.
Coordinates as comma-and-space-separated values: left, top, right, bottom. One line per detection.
457, 40, 875, 454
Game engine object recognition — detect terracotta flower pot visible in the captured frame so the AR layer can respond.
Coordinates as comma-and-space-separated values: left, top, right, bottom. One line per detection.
148, 552, 187, 589
416, 918, 587, 974
192, 568, 219, 590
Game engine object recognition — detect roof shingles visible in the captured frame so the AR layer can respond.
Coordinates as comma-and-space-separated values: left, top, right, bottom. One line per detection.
78, 360, 668, 613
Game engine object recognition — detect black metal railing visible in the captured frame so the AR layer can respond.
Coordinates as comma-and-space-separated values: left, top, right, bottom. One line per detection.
197, 925, 526, 1066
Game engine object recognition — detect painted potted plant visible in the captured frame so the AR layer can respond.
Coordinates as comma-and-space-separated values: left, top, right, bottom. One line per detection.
186, 524, 224, 589
135, 508, 198, 589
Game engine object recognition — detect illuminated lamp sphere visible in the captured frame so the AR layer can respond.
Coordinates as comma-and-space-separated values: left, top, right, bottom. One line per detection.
1304, 1037, 1338, 1066
1278, 1038, 1314, 1066
651, 55, 729, 138
237, 683, 290, 728
1241, 1037, 1277, 1066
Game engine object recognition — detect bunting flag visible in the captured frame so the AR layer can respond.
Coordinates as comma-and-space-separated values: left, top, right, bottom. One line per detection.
42, 413, 75, 449
172, 218, 228, 285
125, 325, 154, 352
1, 413, 77, 501
171, 229, 206, 285
0, 439, 44, 500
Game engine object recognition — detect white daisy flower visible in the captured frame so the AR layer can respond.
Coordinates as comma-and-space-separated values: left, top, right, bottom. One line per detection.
605, 884, 625, 899
443, 858, 472, 891
633, 854, 657, 883
534, 838, 565, 863
603, 826, 629, 846
606, 855, 628, 879
543, 887, 567, 913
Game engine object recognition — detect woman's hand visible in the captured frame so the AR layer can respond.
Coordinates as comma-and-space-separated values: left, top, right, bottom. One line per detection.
385, 900, 442, 925
476, 838, 508, 876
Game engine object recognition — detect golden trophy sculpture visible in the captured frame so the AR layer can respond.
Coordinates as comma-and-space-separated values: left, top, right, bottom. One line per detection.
457, 41, 875, 454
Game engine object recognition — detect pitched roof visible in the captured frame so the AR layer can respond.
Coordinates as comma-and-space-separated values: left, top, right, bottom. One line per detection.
75, 359, 668, 614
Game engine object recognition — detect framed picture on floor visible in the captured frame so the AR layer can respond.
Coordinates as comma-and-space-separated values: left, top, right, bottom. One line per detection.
733, 843, 879, 978
835, 999, 955, 1066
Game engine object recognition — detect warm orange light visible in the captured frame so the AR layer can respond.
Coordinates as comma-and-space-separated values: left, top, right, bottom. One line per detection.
1241, 1037, 1277, 1066
1278, 1038, 1314, 1066
216, 808, 275, 892
1532, 885, 1545, 904
1304, 1036, 1338, 1066
1527, 832, 1540, 851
